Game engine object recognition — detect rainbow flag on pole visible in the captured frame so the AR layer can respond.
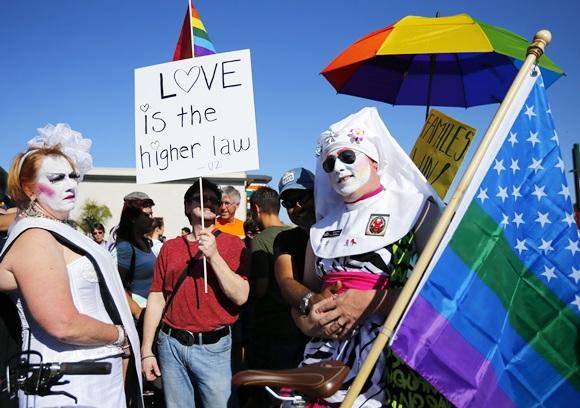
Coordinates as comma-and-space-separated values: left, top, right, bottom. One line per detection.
173, 1, 216, 60
391, 68, 580, 407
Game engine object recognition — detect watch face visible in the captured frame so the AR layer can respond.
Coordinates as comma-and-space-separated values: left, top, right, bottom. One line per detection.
300, 292, 313, 314
299, 298, 308, 314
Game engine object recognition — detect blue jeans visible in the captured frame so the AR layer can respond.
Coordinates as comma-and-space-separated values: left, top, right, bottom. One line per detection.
157, 329, 233, 408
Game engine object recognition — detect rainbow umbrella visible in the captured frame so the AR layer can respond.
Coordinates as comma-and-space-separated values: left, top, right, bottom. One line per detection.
321, 14, 563, 112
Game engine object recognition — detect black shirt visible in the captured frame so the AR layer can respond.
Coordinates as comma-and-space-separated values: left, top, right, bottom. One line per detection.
273, 226, 309, 283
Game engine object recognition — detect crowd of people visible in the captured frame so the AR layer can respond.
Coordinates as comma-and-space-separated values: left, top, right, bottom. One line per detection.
0, 108, 450, 408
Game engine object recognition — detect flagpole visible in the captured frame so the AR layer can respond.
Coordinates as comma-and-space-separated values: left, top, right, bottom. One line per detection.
340, 30, 553, 408
187, 0, 209, 293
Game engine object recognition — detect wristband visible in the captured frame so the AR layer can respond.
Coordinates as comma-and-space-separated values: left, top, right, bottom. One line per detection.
112, 325, 126, 347
141, 355, 155, 361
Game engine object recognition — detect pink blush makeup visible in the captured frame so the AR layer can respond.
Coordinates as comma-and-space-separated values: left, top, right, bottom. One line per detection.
38, 184, 55, 198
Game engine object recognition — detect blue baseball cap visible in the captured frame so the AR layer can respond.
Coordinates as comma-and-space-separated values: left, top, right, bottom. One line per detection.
278, 168, 315, 197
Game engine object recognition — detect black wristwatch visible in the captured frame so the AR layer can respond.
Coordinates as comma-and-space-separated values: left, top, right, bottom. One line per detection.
298, 292, 314, 315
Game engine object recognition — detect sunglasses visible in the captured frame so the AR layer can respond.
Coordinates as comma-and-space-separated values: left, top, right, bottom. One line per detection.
322, 149, 357, 173
281, 194, 310, 209
92, 231, 104, 235
189, 195, 219, 206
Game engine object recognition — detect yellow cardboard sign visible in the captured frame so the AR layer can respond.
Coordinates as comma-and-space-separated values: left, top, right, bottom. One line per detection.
410, 109, 476, 200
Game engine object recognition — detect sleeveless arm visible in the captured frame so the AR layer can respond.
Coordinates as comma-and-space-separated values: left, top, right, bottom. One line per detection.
4, 228, 119, 346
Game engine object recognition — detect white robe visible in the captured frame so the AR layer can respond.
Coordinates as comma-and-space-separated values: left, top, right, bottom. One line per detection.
311, 188, 427, 259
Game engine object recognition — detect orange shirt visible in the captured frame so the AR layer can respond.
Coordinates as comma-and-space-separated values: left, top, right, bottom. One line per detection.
214, 217, 245, 239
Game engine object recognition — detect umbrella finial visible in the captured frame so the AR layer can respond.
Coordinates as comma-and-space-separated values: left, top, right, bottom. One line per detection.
528, 30, 552, 59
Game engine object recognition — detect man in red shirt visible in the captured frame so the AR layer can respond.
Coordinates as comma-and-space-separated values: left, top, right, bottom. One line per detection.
141, 178, 249, 408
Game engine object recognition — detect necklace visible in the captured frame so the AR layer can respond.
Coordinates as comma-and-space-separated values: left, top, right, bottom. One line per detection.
24, 202, 68, 224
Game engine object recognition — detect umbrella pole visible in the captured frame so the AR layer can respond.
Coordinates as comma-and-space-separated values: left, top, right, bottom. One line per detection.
339, 30, 553, 408
425, 12, 439, 120
425, 53, 436, 120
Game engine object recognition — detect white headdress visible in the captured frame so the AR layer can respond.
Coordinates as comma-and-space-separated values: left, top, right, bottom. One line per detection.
315, 107, 434, 220
311, 107, 438, 258
18, 123, 93, 178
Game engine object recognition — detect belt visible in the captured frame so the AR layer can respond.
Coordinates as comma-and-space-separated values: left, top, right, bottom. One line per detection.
160, 323, 229, 346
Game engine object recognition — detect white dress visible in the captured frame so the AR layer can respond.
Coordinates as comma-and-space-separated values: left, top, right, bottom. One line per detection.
1, 217, 142, 408
16, 257, 125, 408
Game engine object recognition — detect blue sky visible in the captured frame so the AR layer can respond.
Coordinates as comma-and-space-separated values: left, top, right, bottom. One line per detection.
1, 0, 578, 203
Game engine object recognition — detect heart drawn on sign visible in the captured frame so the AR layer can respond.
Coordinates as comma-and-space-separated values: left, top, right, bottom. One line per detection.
139, 104, 149, 112
150, 140, 160, 150
174, 66, 201, 93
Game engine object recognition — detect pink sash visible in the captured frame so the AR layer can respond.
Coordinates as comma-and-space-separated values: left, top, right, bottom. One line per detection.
322, 271, 389, 294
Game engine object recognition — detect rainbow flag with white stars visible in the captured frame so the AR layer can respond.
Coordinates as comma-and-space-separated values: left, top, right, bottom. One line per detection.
391, 68, 579, 407
173, 1, 216, 60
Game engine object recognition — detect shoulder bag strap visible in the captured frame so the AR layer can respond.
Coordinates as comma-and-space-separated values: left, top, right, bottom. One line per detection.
118, 242, 136, 290
160, 229, 222, 316
127, 244, 136, 286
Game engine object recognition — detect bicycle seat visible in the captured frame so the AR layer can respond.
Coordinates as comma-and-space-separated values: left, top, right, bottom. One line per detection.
232, 360, 349, 399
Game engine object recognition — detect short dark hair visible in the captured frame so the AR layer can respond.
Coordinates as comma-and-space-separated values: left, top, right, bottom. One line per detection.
183, 178, 221, 203
152, 217, 164, 229
92, 222, 105, 232
243, 217, 259, 235
250, 187, 280, 215
181, 226, 191, 234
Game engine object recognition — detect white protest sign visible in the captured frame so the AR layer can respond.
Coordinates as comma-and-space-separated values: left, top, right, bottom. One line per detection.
134, 49, 258, 184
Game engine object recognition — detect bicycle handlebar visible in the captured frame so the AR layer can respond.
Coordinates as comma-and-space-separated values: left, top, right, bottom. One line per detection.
2, 352, 113, 403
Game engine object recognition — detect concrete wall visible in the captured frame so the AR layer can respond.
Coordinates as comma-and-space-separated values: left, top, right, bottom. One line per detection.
69, 167, 248, 241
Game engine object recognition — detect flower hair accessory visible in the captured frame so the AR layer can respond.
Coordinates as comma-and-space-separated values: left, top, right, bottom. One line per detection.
348, 128, 365, 143
19, 123, 93, 177
324, 130, 338, 146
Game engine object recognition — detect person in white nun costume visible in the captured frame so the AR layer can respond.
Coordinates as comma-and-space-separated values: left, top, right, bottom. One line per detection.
0, 124, 143, 408
292, 107, 439, 407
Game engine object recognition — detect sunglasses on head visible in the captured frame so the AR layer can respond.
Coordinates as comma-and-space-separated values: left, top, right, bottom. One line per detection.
322, 149, 357, 173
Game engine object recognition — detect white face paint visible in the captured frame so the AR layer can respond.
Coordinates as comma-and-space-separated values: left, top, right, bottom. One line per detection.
328, 149, 372, 197
35, 156, 79, 219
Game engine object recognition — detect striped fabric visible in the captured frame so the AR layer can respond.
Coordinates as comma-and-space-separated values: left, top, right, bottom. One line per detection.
173, 1, 216, 61
391, 68, 579, 407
